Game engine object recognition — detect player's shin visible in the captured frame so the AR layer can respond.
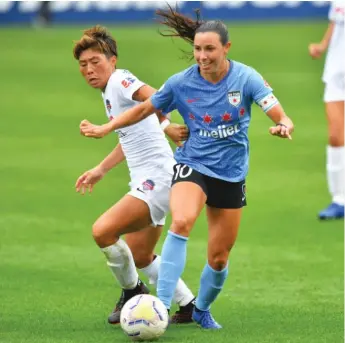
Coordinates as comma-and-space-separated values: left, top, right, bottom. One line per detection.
101, 239, 139, 289
327, 145, 345, 205
139, 254, 194, 306
157, 231, 188, 309
195, 263, 229, 311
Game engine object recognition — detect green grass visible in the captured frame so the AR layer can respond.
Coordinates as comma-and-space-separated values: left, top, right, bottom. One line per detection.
0, 22, 343, 343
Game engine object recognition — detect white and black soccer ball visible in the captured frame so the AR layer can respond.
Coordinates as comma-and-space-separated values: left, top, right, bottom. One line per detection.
120, 294, 169, 341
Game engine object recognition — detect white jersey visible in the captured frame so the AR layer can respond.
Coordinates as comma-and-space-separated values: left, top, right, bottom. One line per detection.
323, 1, 345, 82
102, 69, 175, 183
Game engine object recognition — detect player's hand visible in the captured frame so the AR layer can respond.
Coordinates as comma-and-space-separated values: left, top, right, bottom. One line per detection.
75, 166, 105, 195
164, 123, 189, 147
269, 124, 293, 140
79, 119, 112, 138
308, 43, 326, 59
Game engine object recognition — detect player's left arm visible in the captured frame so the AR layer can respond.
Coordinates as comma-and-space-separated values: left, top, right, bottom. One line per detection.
132, 84, 189, 146
249, 70, 294, 140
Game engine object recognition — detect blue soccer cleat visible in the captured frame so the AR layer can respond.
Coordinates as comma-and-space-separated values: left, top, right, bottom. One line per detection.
318, 203, 344, 220
192, 308, 222, 329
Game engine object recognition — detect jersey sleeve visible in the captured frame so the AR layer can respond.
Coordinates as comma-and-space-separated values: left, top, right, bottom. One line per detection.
118, 70, 146, 102
151, 78, 176, 115
246, 68, 279, 113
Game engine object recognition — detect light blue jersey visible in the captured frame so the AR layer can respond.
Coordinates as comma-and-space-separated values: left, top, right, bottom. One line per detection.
151, 60, 278, 182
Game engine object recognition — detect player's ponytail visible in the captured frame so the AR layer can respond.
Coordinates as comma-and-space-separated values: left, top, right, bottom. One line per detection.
155, 5, 229, 58
155, 5, 203, 46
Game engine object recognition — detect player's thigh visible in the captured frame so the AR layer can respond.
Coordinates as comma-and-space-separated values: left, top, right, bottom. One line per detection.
170, 164, 207, 236
125, 225, 163, 268
325, 101, 344, 146
93, 195, 152, 239
206, 206, 242, 270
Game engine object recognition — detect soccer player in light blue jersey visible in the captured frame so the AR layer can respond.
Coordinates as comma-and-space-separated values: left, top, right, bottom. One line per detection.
80, 7, 294, 330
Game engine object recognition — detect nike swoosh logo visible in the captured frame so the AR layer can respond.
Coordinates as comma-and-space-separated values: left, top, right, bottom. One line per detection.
137, 188, 145, 194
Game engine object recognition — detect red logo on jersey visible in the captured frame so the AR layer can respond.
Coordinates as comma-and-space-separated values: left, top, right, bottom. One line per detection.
221, 112, 232, 122
264, 79, 271, 88
240, 108, 245, 116
189, 113, 195, 120
121, 77, 135, 88
187, 98, 198, 103
203, 113, 213, 124
142, 179, 155, 191
121, 80, 130, 88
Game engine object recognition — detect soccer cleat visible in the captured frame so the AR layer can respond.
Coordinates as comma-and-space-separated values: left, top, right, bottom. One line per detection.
108, 279, 150, 325
318, 203, 344, 220
170, 298, 195, 324
192, 307, 222, 329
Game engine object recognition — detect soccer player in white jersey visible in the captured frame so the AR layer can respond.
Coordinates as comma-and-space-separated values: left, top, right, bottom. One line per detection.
73, 26, 195, 324
309, 1, 344, 220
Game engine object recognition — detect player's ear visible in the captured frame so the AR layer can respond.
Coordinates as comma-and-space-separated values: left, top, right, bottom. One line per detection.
224, 41, 231, 55
110, 55, 117, 67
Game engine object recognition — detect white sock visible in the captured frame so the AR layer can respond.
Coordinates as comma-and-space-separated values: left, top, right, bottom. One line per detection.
101, 239, 139, 290
327, 145, 345, 205
139, 255, 195, 306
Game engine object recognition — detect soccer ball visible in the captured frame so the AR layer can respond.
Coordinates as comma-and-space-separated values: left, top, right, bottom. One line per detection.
120, 294, 169, 341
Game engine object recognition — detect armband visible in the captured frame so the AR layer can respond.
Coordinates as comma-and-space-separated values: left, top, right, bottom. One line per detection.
257, 93, 279, 112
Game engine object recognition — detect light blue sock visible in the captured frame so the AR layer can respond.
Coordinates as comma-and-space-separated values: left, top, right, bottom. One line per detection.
157, 231, 188, 309
195, 263, 229, 311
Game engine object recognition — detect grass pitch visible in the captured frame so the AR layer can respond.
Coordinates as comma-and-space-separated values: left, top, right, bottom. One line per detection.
0, 21, 343, 343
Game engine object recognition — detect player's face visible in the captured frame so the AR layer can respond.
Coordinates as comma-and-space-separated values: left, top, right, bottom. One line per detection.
193, 32, 230, 74
78, 49, 116, 89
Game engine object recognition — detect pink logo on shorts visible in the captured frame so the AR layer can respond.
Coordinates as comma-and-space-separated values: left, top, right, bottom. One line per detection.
142, 179, 155, 191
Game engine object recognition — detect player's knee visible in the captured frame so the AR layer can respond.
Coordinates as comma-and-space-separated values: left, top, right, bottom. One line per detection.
170, 217, 192, 237
329, 132, 344, 147
92, 221, 112, 247
209, 251, 230, 271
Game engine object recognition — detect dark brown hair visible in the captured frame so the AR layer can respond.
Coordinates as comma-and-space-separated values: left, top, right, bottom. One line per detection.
73, 25, 118, 60
156, 5, 229, 56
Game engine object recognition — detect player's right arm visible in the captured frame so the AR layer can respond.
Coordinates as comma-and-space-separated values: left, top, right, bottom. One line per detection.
75, 143, 125, 194
80, 79, 176, 138
309, 2, 336, 59
308, 22, 334, 59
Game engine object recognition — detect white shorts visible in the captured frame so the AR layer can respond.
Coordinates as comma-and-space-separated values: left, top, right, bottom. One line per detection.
324, 73, 345, 102
128, 170, 172, 227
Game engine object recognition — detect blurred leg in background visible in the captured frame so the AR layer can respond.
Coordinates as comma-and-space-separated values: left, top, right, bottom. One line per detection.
33, 1, 51, 28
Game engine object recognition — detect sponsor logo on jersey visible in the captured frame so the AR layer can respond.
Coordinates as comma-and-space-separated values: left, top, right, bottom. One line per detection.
106, 99, 112, 113
199, 124, 240, 139
142, 179, 155, 191
228, 91, 241, 107
121, 77, 135, 88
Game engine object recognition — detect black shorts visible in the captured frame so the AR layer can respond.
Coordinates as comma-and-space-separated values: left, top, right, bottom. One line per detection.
171, 163, 247, 209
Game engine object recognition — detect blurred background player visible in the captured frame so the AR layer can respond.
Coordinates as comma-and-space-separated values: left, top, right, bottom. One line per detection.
309, 1, 344, 220
73, 26, 195, 325
33, 1, 52, 28
79, 8, 294, 329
